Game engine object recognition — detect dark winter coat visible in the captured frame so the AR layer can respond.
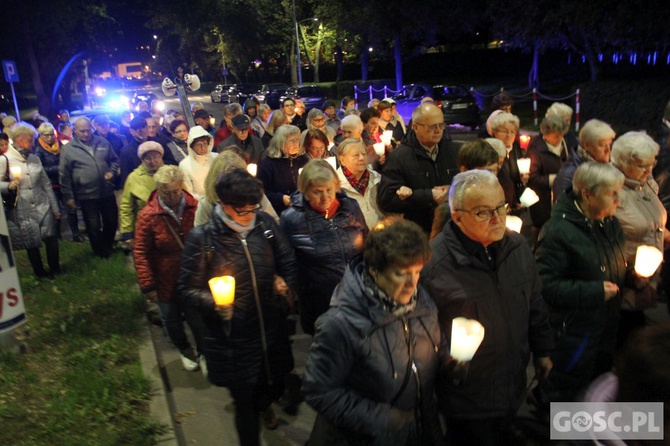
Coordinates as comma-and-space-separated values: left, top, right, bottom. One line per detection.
177, 210, 297, 387
534, 189, 626, 402
303, 261, 444, 446
378, 131, 460, 233
134, 190, 198, 303
257, 154, 308, 215
498, 142, 526, 209
217, 133, 266, 164
552, 147, 585, 203
527, 136, 567, 228
280, 191, 368, 335
59, 135, 119, 201
34, 143, 62, 189
421, 220, 554, 419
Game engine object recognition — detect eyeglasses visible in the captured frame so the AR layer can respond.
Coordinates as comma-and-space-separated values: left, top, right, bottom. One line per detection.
634, 160, 657, 171
457, 203, 509, 222
494, 128, 517, 136
415, 122, 446, 132
232, 204, 261, 216
283, 103, 295, 108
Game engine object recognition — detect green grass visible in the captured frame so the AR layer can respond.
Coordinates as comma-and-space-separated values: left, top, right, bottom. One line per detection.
0, 242, 166, 446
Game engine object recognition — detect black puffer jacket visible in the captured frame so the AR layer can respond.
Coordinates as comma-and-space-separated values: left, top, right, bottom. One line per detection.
303, 261, 444, 446
534, 188, 626, 402
378, 131, 460, 233
421, 220, 554, 419
280, 191, 368, 335
177, 210, 298, 387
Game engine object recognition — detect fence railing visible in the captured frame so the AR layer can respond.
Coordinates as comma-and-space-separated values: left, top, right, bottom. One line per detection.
354, 84, 582, 131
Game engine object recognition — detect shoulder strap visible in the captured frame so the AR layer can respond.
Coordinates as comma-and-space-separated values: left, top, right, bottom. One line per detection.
1, 155, 9, 181
162, 215, 185, 250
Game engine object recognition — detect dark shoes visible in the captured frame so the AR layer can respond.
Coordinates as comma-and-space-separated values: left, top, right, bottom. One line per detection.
72, 234, 86, 243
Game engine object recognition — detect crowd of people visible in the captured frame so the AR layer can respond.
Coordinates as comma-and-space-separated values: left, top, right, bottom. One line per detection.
1, 92, 670, 446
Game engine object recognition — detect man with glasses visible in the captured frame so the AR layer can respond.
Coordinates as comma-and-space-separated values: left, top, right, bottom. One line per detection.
217, 114, 265, 164
282, 98, 306, 131
378, 103, 460, 233
421, 169, 553, 445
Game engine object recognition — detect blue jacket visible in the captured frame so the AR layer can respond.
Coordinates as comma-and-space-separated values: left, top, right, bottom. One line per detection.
280, 191, 368, 334
303, 260, 444, 445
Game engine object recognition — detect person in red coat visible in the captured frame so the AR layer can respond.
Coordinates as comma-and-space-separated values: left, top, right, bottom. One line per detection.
134, 165, 203, 371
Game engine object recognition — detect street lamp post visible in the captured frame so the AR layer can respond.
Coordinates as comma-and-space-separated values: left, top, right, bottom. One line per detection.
292, 0, 301, 85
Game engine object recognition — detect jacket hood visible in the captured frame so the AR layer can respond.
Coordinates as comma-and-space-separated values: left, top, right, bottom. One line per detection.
243, 99, 257, 113
330, 260, 436, 336
186, 125, 214, 156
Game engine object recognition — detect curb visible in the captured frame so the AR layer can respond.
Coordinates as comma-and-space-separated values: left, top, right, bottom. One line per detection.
139, 319, 182, 446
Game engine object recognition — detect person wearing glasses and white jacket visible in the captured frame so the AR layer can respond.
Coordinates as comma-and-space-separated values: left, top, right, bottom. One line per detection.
179, 125, 218, 200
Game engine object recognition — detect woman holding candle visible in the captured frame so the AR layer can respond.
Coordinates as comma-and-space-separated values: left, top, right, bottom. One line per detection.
257, 125, 308, 215
533, 162, 627, 409
611, 131, 669, 346
1, 123, 60, 278
336, 138, 384, 229
527, 115, 570, 238
489, 112, 527, 211
303, 218, 445, 445
178, 168, 298, 445
280, 159, 368, 335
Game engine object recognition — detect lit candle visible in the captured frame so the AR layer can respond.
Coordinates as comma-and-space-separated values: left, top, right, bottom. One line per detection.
505, 215, 523, 233
519, 188, 539, 207
634, 245, 663, 278
247, 163, 257, 177
380, 130, 393, 146
450, 317, 485, 362
517, 158, 531, 175
373, 142, 385, 156
208, 276, 235, 306
9, 166, 21, 179
325, 157, 337, 170
519, 134, 531, 149
298, 168, 304, 176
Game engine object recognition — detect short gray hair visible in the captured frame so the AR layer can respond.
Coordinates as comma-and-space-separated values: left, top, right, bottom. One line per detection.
10, 122, 38, 140
337, 138, 365, 158
298, 158, 339, 194
572, 162, 624, 201
154, 165, 184, 186
540, 115, 569, 136
546, 102, 573, 122
449, 170, 501, 213
579, 119, 615, 146
224, 103, 243, 117
484, 138, 507, 158
341, 115, 363, 132
37, 122, 55, 134
265, 125, 302, 158
611, 131, 659, 168
489, 112, 520, 132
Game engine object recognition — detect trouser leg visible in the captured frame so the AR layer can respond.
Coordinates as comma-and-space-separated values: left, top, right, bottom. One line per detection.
229, 385, 261, 446
79, 199, 103, 256
99, 195, 118, 257
26, 247, 46, 276
44, 236, 60, 273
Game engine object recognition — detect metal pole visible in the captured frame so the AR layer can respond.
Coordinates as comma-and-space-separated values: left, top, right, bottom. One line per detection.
292, 0, 302, 85
9, 82, 20, 121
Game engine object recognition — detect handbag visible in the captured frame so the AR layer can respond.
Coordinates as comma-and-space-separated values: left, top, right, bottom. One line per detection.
1, 154, 17, 211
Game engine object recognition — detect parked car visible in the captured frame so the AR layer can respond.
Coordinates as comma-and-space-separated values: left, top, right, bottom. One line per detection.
255, 83, 290, 109
234, 83, 261, 104
210, 84, 236, 103
392, 83, 481, 128
280, 85, 327, 112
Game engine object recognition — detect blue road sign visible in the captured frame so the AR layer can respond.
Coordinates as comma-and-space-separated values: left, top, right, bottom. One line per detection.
2, 61, 19, 83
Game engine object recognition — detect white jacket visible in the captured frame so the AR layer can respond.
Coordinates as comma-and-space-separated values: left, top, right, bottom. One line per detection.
336, 166, 384, 229
179, 125, 217, 200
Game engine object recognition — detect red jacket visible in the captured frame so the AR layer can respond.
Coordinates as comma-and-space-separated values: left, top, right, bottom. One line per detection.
134, 189, 198, 302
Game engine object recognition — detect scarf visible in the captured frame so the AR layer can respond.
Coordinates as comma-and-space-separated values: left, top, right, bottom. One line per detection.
216, 204, 257, 237
577, 144, 597, 164
311, 197, 340, 220
158, 193, 186, 223
362, 269, 417, 318
343, 166, 369, 196
38, 137, 60, 155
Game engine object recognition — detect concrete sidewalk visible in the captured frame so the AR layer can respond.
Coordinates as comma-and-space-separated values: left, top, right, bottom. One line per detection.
142, 317, 316, 446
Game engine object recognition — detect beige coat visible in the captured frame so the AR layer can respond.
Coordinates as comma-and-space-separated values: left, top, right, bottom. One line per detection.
336, 167, 384, 229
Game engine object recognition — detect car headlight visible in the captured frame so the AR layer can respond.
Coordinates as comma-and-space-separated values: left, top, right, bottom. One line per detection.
94, 87, 106, 97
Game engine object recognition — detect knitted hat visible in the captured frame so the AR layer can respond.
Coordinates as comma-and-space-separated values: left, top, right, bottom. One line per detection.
137, 141, 164, 159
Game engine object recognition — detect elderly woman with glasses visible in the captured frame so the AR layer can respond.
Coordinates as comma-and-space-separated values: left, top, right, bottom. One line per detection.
489, 111, 527, 211
611, 131, 669, 346
1, 123, 60, 278
178, 168, 298, 445
533, 162, 627, 410
280, 159, 368, 335
257, 125, 308, 215
34, 122, 83, 242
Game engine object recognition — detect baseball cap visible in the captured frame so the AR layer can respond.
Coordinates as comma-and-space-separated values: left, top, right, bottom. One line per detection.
232, 114, 251, 130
